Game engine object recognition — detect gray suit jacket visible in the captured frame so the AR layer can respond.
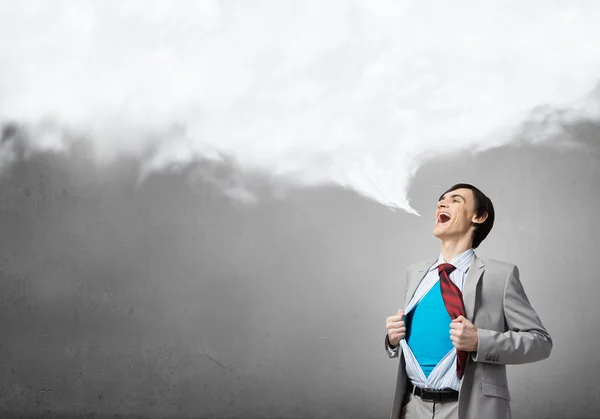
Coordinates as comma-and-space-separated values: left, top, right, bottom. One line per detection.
386, 256, 553, 419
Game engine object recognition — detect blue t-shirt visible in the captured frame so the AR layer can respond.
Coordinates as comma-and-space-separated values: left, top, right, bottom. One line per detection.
405, 281, 453, 377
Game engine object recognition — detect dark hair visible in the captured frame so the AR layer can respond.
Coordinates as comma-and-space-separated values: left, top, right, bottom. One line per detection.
439, 183, 495, 249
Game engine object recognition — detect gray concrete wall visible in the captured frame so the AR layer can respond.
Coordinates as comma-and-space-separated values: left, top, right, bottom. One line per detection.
0, 125, 598, 418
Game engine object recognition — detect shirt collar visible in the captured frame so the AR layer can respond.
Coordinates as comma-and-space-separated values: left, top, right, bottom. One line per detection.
428, 248, 475, 274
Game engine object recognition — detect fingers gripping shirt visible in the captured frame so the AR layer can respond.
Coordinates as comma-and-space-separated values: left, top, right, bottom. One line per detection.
399, 249, 474, 391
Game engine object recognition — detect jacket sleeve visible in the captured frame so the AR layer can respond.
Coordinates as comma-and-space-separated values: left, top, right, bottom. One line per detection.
385, 333, 401, 358
385, 266, 411, 359
471, 264, 553, 365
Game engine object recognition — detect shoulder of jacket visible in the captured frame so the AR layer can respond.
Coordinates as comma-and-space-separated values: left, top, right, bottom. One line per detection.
481, 258, 517, 275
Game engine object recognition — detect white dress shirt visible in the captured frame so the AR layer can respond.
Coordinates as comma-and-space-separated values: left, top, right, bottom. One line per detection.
387, 249, 475, 391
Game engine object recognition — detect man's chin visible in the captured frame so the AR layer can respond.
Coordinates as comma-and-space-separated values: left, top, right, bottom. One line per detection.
433, 225, 448, 238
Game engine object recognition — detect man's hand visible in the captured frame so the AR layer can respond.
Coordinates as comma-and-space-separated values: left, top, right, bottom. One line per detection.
450, 315, 478, 352
386, 309, 406, 348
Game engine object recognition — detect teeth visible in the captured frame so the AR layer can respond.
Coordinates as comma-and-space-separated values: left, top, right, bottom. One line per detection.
438, 212, 450, 222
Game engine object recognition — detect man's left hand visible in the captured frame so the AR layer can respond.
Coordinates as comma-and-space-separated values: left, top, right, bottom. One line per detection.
450, 316, 478, 352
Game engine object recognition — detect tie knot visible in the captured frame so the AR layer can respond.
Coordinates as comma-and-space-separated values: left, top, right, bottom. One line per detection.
438, 263, 456, 275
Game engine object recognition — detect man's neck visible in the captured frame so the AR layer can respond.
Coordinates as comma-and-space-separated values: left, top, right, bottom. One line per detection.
440, 238, 473, 263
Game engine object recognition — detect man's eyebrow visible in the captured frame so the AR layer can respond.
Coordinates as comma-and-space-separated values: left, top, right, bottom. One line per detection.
438, 193, 466, 202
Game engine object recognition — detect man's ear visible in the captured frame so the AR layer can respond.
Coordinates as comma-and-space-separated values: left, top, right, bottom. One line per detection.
472, 211, 488, 226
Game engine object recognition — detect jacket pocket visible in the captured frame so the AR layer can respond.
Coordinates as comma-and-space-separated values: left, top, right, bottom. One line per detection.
481, 382, 511, 401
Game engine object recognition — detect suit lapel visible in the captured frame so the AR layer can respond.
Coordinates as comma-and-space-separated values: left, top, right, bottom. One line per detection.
404, 259, 436, 308
463, 256, 485, 320
404, 255, 485, 319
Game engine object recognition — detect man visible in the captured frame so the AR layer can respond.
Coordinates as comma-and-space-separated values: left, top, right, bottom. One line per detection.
384, 183, 552, 419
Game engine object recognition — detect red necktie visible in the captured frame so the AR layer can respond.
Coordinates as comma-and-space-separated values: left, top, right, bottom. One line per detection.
438, 263, 468, 379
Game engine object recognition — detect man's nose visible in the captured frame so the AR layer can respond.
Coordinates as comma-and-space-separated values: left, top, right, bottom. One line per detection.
438, 201, 447, 209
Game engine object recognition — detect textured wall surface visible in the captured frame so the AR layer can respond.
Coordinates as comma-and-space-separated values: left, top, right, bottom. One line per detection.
0, 124, 598, 418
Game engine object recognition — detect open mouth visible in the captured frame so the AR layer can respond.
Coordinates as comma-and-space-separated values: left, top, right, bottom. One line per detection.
438, 212, 451, 223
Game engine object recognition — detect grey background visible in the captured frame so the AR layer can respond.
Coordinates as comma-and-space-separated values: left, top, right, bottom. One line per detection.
0, 119, 598, 419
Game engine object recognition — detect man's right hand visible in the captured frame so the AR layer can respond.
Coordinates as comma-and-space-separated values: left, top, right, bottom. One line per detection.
386, 309, 406, 348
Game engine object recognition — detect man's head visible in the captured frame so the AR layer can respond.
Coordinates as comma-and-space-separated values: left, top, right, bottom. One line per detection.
433, 183, 495, 249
